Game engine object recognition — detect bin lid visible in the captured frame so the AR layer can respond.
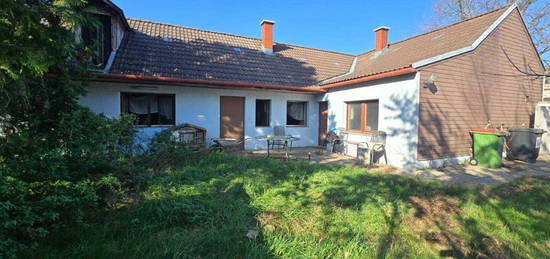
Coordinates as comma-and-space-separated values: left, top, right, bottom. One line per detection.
508, 128, 545, 134
469, 129, 508, 136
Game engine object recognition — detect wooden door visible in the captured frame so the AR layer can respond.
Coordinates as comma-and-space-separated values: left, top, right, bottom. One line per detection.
318, 101, 328, 146
220, 96, 245, 149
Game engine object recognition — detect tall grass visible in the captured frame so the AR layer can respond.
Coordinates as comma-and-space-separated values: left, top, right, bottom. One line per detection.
26, 153, 550, 258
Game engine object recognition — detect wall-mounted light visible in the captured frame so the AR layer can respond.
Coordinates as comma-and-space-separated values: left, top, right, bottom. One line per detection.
423, 73, 438, 94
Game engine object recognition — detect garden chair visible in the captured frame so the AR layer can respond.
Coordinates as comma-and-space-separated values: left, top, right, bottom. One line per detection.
271, 126, 289, 150
365, 131, 388, 166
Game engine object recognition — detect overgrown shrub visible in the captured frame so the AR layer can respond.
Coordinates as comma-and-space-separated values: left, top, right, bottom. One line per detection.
0, 107, 139, 257
140, 128, 199, 173
0, 0, 155, 256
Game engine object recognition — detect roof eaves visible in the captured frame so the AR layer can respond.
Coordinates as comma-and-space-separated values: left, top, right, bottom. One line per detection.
95, 73, 326, 93
317, 57, 358, 85
101, 0, 130, 29
412, 3, 517, 68
320, 67, 417, 89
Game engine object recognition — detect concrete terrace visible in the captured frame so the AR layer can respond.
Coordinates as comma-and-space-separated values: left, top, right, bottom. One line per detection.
241, 147, 550, 185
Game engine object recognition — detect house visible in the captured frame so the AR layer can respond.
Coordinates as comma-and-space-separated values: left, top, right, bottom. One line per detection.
78, 1, 545, 169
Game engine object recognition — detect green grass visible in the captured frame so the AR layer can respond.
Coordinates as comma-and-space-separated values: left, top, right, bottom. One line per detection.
26, 153, 550, 258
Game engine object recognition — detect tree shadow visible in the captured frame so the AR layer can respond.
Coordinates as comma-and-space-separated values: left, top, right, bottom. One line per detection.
294, 168, 550, 258
274, 171, 449, 257
383, 92, 419, 169
416, 41, 544, 164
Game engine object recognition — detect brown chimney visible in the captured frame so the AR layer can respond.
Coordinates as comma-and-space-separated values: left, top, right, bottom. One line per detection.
261, 20, 275, 54
374, 26, 390, 51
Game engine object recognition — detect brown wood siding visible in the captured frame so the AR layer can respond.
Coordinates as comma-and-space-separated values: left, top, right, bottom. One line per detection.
544, 76, 550, 100
417, 10, 544, 160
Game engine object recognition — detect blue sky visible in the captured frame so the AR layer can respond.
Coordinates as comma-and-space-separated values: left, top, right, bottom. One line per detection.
113, 0, 438, 55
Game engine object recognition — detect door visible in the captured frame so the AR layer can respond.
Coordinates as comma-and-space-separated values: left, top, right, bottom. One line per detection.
220, 96, 245, 149
535, 103, 550, 154
318, 101, 328, 146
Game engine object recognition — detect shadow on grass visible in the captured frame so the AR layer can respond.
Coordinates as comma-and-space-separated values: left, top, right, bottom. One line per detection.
274, 169, 550, 258
29, 152, 550, 258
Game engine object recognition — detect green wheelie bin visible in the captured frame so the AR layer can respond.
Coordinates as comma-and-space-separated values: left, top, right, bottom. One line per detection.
469, 129, 508, 168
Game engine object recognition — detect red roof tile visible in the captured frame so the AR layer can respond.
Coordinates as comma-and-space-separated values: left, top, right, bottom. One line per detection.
322, 5, 510, 84
110, 19, 354, 87
109, 5, 511, 88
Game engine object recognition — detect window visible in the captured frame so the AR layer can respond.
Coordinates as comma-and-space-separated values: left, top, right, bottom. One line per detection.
346, 100, 379, 132
348, 103, 362, 130
286, 101, 307, 126
121, 93, 175, 126
82, 14, 112, 68
255, 99, 271, 127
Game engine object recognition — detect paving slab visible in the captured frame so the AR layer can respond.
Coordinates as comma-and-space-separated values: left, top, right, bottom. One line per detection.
241, 147, 550, 185
391, 154, 550, 185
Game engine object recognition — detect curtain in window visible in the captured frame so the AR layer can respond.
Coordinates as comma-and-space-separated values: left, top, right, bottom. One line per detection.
366, 101, 379, 131
348, 103, 361, 130
129, 95, 158, 114
158, 96, 174, 124
288, 102, 305, 121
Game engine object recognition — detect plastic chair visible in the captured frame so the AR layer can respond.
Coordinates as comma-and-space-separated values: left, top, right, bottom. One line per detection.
271, 125, 288, 150
367, 131, 388, 165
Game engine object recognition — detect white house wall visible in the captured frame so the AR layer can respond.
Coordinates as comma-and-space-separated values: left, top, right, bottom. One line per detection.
322, 73, 420, 169
79, 82, 320, 149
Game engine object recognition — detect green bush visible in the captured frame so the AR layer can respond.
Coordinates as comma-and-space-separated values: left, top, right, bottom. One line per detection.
0, 0, 151, 257
0, 107, 139, 257
139, 127, 199, 173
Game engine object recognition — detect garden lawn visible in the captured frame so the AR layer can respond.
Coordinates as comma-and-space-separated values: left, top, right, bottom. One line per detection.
27, 153, 550, 258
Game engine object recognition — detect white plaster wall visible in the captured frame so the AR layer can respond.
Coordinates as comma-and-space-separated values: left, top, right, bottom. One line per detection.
78, 82, 320, 149
322, 73, 420, 169
111, 15, 125, 51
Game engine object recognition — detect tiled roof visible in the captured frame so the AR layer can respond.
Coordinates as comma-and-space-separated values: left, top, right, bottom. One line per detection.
110, 19, 355, 87
109, 5, 510, 88
322, 5, 510, 84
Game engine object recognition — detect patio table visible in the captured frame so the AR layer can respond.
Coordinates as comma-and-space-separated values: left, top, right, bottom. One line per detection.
256, 135, 299, 159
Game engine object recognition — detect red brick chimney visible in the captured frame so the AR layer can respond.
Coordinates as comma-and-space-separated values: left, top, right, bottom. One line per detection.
261, 20, 275, 54
374, 26, 390, 51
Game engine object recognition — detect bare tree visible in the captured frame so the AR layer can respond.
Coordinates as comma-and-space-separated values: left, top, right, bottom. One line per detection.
426, 0, 550, 66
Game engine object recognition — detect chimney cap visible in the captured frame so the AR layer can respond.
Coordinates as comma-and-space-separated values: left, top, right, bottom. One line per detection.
373, 26, 390, 32
261, 20, 276, 25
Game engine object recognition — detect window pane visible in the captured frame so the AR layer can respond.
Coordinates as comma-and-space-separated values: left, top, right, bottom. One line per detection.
255, 100, 270, 127
99, 14, 111, 65
348, 103, 361, 130
366, 101, 379, 131
128, 94, 151, 125
82, 14, 111, 67
158, 95, 175, 125
287, 102, 306, 126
